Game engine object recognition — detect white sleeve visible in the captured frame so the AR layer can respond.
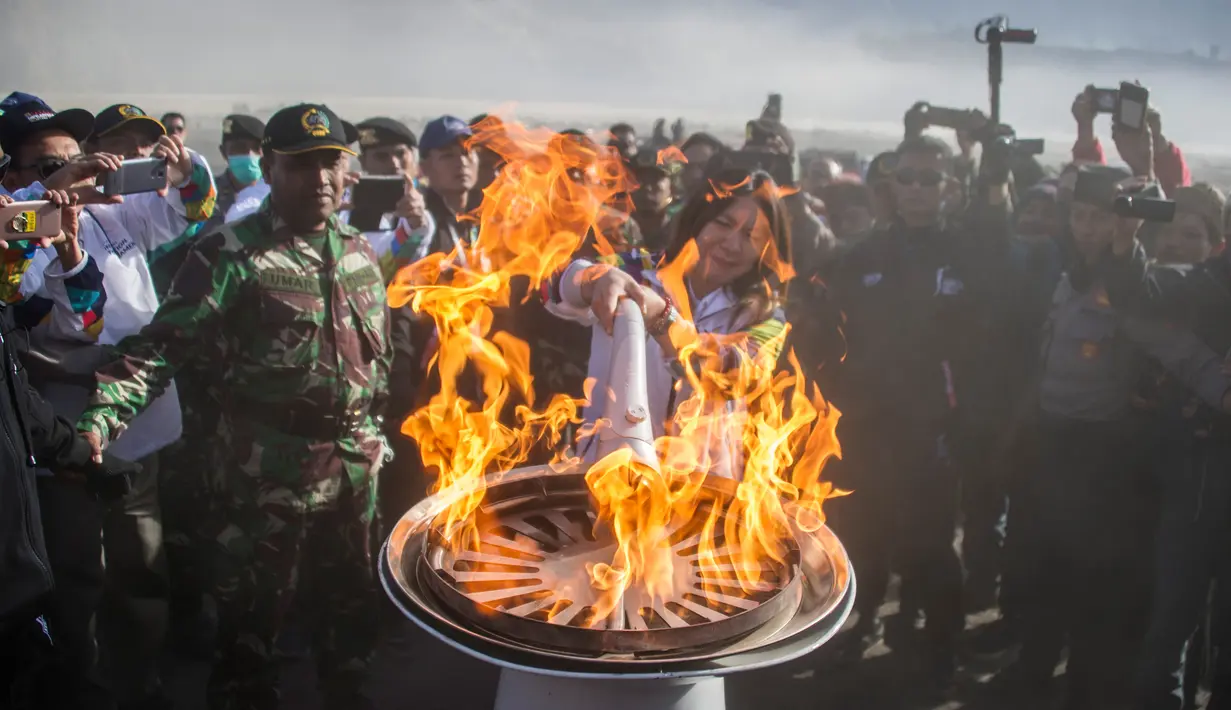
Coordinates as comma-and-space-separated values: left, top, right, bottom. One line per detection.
395, 211, 437, 264
544, 259, 598, 325
9, 181, 47, 201
119, 149, 216, 254
39, 252, 104, 343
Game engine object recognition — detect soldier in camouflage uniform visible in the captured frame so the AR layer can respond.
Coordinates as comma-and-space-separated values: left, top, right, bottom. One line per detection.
77, 104, 390, 710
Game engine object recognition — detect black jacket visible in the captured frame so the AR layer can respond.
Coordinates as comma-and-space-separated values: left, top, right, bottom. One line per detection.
816, 201, 1015, 436
0, 302, 94, 630
1103, 244, 1231, 438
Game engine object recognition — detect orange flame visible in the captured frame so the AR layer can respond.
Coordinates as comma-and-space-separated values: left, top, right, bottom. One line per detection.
657, 145, 687, 166
389, 115, 844, 630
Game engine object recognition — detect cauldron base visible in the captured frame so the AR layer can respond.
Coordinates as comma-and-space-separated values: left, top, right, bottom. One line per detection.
494, 670, 725, 710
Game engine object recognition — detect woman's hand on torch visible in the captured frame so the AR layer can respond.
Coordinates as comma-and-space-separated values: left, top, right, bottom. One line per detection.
583, 265, 664, 336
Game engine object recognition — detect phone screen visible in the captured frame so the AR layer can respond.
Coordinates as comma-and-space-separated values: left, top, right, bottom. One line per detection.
1119, 99, 1146, 130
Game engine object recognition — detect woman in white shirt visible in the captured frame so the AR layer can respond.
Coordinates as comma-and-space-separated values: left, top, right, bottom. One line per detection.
546, 168, 793, 476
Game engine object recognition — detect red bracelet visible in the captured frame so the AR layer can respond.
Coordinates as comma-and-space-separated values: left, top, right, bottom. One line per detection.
646, 293, 678, 337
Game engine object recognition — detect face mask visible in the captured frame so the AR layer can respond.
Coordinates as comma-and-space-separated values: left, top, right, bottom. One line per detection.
227, 154, 262, 184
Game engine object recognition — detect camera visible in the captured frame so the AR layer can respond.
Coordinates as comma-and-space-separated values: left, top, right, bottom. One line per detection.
977, 123, 1044, 183
1074, 171, 1175, 223
1113, 182, 1175, 222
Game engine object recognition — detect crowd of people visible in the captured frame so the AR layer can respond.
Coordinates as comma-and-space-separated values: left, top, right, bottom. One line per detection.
0, 80, 1229, 710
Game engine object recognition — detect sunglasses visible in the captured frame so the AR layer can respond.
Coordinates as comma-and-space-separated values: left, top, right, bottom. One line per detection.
15, 155, 74, 182
894, 168, 946, 187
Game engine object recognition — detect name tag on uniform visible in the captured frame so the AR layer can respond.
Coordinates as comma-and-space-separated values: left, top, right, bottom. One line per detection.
339, 265, 382, 292
259, 270, 323, 296
862, 272, 883, 287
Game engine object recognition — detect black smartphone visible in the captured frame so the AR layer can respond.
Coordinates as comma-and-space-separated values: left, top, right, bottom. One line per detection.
98, 157, 167, 196
1091, 87, 1118, 114
350, 176, 404, 232
1015, 138, 1046, 155
763, 93, 783, 121
725, 150, 795, 188
1114, 82, 1150, 132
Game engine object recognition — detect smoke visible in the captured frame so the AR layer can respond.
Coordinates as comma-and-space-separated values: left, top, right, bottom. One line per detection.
3, 0, 1230, 162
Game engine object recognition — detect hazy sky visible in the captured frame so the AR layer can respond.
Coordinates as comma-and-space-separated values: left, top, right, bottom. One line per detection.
3, 0, 1229, 154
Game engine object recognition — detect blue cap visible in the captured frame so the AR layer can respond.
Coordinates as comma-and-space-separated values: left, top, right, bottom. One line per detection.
419, 115, 472, 154
0, 92, 95, 157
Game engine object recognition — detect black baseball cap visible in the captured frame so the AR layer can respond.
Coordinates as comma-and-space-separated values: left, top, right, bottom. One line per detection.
221, 114, 265, 143
0, 92, 95, 156
356, 117, 417, 151
262, 104, 357, 156
94, 104, 166, 139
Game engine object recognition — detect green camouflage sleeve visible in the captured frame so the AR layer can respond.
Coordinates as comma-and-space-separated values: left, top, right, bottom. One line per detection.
77, 230, 243, 444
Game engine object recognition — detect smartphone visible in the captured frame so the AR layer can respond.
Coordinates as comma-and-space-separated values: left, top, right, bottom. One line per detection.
1115, 82, 1150, 132
1015, 138, 1046, 155
98, 157, 168, 196
1091, 87, 1118, 114
763, 93, 783, 120
350, 175, 404, 232
0, 200, 62, 241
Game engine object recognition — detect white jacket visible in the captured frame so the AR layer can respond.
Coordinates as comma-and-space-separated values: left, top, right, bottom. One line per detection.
225, 180, 269, 224
338, 194, 436, 281
4, 181, 105, 343
22, 150, 216, 461
548, 258, 784, 479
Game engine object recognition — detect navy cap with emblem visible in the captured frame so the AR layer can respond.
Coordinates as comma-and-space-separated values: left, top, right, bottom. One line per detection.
94, 104, 166, 140
355, 117, 417, 151
419, 115, 473, 155
221, 114, 265, 143
0, 92, 95, 157
262, 103, 357, 156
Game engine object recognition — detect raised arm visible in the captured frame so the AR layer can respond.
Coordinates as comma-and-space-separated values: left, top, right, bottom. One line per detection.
77, 230, 240, 446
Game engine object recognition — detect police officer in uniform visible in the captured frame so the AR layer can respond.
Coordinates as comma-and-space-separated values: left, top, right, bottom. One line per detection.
195, 115, 266, 236
77, 103, 390, 710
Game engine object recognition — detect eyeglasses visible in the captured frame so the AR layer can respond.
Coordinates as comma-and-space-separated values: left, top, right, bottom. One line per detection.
15, 155, 73, 182
0, 154, 9, 184
894, 168, 946, 187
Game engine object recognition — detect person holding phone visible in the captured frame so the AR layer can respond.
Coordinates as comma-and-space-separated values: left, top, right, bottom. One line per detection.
0, 92, 216, 710
1071, 84, 1191, 195
0, 185, 139, 710
347, 116, 433, 281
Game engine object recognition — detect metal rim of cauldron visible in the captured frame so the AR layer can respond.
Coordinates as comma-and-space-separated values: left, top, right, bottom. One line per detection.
419, 470, 804, 654
380, 464, 855, 679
